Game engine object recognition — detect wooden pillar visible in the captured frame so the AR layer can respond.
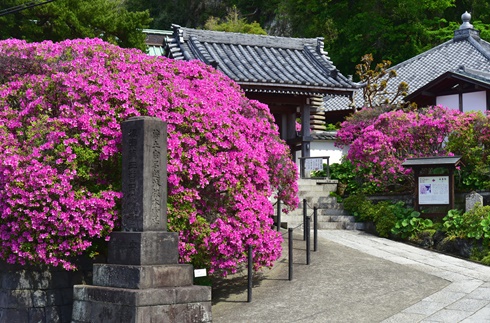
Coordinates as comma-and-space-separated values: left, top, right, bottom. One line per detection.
414, 168, 420, 212
449, 167, 455, 210
301, 105, 311, 158
287, 113, 297, 140
280, 114, 288, 140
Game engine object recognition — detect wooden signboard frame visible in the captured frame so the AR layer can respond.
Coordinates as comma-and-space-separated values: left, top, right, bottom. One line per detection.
402, 156, 462, 218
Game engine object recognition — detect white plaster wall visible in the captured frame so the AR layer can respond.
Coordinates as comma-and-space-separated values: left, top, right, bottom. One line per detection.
294, 140, 348, 170
463, 91, 486, 113
436, 91, 487, 113
310, 141, 348, 165
436, 94, 459, 110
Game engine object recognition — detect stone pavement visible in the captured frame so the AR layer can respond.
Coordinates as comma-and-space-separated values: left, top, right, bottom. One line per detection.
211, 231, 490, 323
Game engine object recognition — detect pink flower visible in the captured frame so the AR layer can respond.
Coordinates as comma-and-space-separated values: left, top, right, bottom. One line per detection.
0, 38, 298, 274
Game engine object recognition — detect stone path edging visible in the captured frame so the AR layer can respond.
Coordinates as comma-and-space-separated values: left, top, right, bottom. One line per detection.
320, 231, 490, 322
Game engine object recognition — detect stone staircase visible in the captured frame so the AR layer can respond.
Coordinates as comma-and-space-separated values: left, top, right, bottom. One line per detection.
278, 179, 365, 230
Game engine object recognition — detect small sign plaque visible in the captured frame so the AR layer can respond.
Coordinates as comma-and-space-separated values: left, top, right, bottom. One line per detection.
194, 268, 207, 277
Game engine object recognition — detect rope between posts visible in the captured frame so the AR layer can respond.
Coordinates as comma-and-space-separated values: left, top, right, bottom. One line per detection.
305, 201, 316, 210
292, 223, 304, 230
281, 222, 304, 237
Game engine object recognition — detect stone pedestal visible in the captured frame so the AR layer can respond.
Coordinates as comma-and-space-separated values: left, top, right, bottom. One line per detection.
72, 117, 212, 322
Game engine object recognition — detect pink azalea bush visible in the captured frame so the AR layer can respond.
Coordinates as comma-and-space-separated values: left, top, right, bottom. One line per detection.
0, 38, 298, 273
336, 105, 474, 191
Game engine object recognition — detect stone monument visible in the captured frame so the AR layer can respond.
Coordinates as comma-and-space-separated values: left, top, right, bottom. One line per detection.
72, 116, 212, 322
466, 191, 484, 212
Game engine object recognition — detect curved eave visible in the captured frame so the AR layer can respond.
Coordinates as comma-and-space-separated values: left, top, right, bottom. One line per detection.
240, 82, 356, 96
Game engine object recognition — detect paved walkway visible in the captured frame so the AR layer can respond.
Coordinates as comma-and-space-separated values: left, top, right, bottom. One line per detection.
211, 230, 490, 322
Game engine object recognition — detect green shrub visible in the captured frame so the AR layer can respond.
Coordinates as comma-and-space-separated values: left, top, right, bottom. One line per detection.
480, 253, 490, 266
372, 201, 397, 238
342, 193, 375, 222
442, 209, 466, 238
443, 205, 490, 240
467, 205, 490, 240
391, 208, 433, 239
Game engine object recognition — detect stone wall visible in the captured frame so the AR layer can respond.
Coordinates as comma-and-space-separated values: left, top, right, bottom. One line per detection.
368, 191, 490, 211
0, 256, 102, 323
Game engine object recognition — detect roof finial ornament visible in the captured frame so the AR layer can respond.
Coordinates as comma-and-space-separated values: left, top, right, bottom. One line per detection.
460, 11, 473, 29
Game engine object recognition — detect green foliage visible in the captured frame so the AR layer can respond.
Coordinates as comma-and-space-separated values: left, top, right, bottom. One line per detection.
124, 0, 213, 29
342, 193, 374, 222
320, 159, 386, 196
470, 244, 490, 263
324, 123, 339, 131
372, 201, 397, 238
274, 0, 335, 39
392, 209, 434, 239
168, 201, 211, 270
355, 53, 410, 109
343, 196, 419, 238
311, 159, 379, 196
329, 160, 361, 195
480, 253, 490, 266
125, 0, 279, 31
204, 6, 267, 35
443, 209, 467, 238
0, 0, 151, 50
122, 0, 490, 75
446, 112, 490, 191
444, 205, 490, 240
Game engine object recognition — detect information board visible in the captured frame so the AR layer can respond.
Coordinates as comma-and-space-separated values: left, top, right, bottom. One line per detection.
304, 158, 323, 172
418, 176, 449, 205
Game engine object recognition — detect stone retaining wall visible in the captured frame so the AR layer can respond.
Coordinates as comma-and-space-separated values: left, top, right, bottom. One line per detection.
0, 256, 102, 323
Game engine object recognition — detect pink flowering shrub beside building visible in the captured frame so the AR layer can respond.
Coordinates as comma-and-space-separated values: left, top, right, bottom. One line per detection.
0, 38, 298, 274
336, 105, 475, 192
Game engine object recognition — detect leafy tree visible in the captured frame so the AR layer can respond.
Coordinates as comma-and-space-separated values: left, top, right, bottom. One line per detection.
124, 0, 279, 31
124, 0, 226, 30
0, 0, 151, 50
324, 0, 457, 75
226, 0, 281, 30
273, 0, 335, 40
355, 53, 409, 109
204, 6, 267, 34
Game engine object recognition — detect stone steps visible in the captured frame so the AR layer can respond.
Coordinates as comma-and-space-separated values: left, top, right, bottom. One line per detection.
276, 178, 364, 231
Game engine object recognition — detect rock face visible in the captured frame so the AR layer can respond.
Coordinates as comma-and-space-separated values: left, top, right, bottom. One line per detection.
72, 117, 212, 323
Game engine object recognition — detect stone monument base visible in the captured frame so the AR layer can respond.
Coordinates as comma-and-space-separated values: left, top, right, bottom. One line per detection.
72, 284, 211, 322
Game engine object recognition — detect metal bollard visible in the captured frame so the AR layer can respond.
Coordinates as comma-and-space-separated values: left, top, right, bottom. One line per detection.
303, 199, 307, 241
314, 206, 318, 252
288, 228, 293, 281
248, 245, 252, 302
276, 199, 281, 232
306, 216, 311, 265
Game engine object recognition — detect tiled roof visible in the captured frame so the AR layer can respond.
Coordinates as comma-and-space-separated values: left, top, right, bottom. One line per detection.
311, 131, 337, 140
161, 25, 358, 96
405, 66, 490, 103
323, 94, 354, 112
391, 34, 490, 97
144, 29, 172, 57
324, 14, 490, 111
